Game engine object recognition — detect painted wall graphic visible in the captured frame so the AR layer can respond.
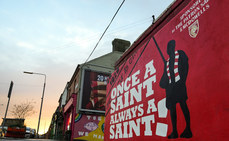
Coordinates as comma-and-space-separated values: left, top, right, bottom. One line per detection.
159, 39, 191, 139
75, 113, 82, 123
80, 69, 110, 113
73, 114, 105, 141
105, 0, 229, 140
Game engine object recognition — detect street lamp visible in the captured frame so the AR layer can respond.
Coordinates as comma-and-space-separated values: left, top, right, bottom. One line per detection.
24, 71, 46, 138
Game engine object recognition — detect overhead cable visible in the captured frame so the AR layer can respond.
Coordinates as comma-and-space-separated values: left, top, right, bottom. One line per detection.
83, 0, 126, 64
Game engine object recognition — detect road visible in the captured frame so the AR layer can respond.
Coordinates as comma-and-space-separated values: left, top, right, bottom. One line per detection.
0, 138, 57, 141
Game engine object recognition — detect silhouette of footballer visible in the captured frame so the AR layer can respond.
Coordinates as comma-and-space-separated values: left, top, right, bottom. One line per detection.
159, 40, 192, 139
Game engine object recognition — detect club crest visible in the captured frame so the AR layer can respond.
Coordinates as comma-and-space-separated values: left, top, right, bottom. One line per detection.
189, 20, 199, 38
84, 122, 98, 131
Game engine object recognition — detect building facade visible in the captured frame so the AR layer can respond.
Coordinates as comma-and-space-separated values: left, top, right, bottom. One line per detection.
49, 39, 130, 141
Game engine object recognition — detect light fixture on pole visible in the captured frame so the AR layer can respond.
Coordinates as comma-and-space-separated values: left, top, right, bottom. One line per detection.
24, 71, 46, 138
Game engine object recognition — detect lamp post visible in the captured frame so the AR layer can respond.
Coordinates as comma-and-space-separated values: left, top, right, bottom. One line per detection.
24, 71, 46, 138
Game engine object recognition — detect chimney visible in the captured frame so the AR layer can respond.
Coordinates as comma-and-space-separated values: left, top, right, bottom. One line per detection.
112, 38, 131, 53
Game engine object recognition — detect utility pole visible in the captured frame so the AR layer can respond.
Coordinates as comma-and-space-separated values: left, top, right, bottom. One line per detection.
2, 81, 13, 136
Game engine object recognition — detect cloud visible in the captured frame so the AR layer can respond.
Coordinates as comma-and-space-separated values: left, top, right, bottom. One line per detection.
64, 25, 100, 48
17, 41, 35, 50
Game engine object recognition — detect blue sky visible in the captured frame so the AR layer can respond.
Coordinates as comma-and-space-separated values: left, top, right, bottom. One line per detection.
0, 0, 173, 134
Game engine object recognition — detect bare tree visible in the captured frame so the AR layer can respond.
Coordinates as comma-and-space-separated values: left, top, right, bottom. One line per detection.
11, 100, 36, 119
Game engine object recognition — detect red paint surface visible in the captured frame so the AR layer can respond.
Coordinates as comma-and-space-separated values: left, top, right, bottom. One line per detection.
105, 0, 229, 140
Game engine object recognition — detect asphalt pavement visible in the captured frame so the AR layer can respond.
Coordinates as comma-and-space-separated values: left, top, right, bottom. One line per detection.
0, 137, 58, 141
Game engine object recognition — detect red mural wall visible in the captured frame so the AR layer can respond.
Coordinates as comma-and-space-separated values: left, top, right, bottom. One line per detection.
105, 0, 229, 140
